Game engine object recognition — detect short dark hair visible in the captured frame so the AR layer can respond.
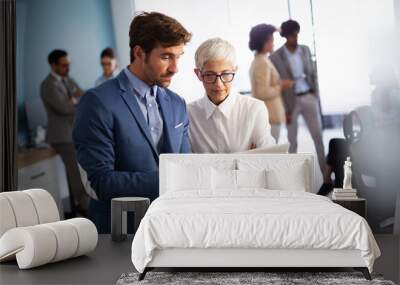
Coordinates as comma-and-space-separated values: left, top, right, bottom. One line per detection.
48, 49, 67, 65
129, 11, 192, 62
249, 24, 276, 52
280, 20, 300, 38
100, 47, 115, 59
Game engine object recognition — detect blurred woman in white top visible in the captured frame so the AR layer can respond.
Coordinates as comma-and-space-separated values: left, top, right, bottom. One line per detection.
188, 38, 274, 153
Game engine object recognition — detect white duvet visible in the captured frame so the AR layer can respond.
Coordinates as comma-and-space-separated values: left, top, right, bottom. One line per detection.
131, 190, 380, 273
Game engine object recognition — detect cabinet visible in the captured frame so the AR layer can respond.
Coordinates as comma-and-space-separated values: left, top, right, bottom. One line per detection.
17, 148, 70, 218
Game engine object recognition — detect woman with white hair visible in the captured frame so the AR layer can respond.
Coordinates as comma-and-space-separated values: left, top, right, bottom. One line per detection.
188, 38, 274, 153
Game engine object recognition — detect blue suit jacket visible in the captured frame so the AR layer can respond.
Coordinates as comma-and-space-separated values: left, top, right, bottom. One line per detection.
73, 71, 190, 231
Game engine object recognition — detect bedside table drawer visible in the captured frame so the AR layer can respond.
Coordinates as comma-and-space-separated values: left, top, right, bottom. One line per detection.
333, 199, 366, 218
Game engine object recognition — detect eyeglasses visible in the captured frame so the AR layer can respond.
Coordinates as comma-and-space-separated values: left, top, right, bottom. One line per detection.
201, 72, 235, 84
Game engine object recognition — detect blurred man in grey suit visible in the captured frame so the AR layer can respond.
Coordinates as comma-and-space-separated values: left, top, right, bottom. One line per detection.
40, 49, 88, 216
270, 20, 325, 174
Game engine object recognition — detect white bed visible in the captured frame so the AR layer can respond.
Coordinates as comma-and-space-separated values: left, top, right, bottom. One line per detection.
131, 154, 380, 280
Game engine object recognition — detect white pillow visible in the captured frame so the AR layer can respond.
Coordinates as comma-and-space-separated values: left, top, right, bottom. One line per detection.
266, 164, 306, 191
237, 158, 309, 191
236, 169, 268, 189
212, 168, 236, 190
166, 162, 212, 191
211, 169, 268, 190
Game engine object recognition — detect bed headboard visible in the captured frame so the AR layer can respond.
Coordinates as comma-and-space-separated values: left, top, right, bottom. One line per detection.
159, 153, 316, 195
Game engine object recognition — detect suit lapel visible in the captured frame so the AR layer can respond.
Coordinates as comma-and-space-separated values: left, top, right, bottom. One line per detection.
49, 74, 69, 98
300, 46, 311, 79
116, 72, 159, 159
157, 88, 174, 153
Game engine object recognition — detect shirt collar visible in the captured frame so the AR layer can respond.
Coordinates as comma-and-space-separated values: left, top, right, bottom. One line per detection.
51, 71, 63, 82
124, 67, 158, 99
202, 92, 237, 120
284, 45, 300, 56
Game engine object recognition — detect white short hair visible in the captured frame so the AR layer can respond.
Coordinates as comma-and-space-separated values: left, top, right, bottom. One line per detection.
195, 38, 236, 69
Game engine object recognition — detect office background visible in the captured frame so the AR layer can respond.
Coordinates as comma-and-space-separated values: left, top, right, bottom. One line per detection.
16, 0, 400, 145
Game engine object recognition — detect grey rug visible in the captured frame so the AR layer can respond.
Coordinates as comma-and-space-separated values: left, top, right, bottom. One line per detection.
116, 272, 396, 285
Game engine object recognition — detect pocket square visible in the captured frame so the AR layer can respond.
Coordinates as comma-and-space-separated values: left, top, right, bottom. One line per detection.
174, 123, 183, 129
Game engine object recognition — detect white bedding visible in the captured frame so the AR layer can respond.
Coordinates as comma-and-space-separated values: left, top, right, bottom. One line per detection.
131, 190, 380, 273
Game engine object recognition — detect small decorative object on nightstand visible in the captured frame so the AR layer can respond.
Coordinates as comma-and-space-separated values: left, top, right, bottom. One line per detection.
111, 197, 150, 242
332, 198, 367, 218
343, 156, 353, 190
332, 157, 359, 200
332, 187, 358, 200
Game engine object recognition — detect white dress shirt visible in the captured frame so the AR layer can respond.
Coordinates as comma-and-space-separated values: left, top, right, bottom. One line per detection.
188, 92, 274, 153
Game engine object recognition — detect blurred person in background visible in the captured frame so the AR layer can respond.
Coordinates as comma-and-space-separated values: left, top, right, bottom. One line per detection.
270, 20, 325, 174
40, 49, 88, 217
249, 24, 293, 143
95, 47, 120, 87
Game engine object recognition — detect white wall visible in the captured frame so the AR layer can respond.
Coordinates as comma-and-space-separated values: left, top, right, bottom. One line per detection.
110, 0, 136, 68
395, 0, 400, 81
312, 0, 397, 114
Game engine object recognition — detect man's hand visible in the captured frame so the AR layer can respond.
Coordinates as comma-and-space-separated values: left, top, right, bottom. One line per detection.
281, 79, 294, 91
73, 89, 84, 98
71, 97, 79, 105
249, 143, 256, 150
71, 89, 83, 105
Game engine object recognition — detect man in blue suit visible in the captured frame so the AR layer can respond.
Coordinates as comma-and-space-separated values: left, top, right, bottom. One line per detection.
73, 12, 192, 233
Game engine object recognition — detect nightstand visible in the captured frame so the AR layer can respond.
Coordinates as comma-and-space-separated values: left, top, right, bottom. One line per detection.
111, 197, 150, 242
332, 198, 366, 218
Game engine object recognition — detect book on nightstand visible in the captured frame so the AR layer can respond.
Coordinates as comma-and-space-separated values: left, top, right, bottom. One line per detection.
332, 188, 358, 200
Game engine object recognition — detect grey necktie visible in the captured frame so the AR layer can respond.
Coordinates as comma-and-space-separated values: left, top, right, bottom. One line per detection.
62, 78, 72, 98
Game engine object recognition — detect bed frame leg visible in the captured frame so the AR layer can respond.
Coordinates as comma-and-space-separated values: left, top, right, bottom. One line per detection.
138, 268, 148, 281
354, 267, 371, 280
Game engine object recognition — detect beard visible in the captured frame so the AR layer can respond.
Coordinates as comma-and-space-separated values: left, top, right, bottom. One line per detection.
143, 64, 175, 87
156, 72, 175, 87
